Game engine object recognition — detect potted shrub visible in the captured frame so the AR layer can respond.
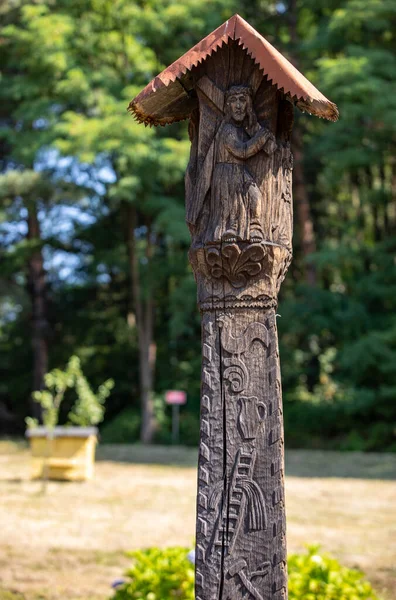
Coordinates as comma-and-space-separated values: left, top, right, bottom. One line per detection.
25, 356, 114, 481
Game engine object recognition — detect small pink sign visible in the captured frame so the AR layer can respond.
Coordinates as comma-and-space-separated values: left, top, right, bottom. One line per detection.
165, 390, 187, 405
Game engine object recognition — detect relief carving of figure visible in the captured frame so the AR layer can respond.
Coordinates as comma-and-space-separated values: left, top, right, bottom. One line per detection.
186, 85, 277, 245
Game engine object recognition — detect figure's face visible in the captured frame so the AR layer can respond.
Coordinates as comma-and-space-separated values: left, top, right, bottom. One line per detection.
228, 92, 248, 122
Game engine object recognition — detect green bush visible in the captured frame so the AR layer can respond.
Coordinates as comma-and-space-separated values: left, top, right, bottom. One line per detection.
112, 546, 379, 600
101, 403, 200, 446
113, 547, 194, 600
284, 399, 396, 452
179, 412, 200, 447
100, 409, 141, 444
288, 546, 379, 599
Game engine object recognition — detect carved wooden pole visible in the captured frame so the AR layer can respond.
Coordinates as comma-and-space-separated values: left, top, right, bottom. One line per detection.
129, 14, 338, 600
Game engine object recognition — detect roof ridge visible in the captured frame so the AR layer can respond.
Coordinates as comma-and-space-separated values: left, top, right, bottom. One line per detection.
129, 15, 338, 125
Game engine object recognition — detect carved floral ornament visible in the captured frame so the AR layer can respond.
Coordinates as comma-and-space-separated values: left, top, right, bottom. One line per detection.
206, 242, 266, 288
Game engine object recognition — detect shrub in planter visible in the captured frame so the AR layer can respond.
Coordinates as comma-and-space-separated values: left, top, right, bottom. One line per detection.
112, 546, 379, 600
26, 355, 114, 480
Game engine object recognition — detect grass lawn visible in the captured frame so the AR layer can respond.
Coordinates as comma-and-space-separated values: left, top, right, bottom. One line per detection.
0, 441, 395, 600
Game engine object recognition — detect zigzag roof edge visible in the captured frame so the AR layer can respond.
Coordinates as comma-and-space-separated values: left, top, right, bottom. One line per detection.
128, 14, 338, 125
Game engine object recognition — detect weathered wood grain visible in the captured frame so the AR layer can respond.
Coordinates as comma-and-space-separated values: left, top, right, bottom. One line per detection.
195, 310, 287, 600
187, 41, 291, 600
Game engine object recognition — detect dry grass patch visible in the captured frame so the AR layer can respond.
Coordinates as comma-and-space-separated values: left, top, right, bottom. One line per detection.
0, 441, 395, 599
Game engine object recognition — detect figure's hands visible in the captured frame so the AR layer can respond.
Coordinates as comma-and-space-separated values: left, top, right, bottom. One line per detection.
248, 121, 262, 136
254, 125, 277, 154
264, 134, 277, 155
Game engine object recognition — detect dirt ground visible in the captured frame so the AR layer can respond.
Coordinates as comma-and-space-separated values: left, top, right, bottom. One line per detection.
0, 441, 395, 600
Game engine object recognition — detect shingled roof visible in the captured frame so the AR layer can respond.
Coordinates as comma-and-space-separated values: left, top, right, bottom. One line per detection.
129, 14, 338, 126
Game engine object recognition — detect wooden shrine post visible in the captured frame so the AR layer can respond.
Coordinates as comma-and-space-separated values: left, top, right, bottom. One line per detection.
129, 14, 338, 600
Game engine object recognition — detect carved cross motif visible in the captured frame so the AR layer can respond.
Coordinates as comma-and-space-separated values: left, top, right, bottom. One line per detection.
129, 14, 338, 600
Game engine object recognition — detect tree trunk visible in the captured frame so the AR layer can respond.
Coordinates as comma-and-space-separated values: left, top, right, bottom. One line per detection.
27, 201, 48, 421
292, 126, 317, 286
125, 204, 157, 443
139, 295, 156, 444
289, 0, 317, 286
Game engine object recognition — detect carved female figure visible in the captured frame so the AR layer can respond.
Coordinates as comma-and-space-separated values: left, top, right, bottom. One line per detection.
209, 86, 276, 243
187, 85, 277, 245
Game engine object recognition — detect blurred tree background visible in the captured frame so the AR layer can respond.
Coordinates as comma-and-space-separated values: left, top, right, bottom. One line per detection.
1, 0, 395, 451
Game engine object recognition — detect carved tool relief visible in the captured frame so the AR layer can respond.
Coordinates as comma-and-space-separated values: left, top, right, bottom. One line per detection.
195, 313, 282, 600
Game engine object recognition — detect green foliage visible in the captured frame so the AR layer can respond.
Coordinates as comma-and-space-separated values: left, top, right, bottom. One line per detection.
69, 366, 114, 427
288, 546, 379, 599
100, 408, 141, 444
179, 412, 200, 447
100, 403, 200, 446
1, 0, 396, 449
113, 547, 194, 600
26, 356, 114, 429
0, 589, 24, 600
112, 546, 379, 600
